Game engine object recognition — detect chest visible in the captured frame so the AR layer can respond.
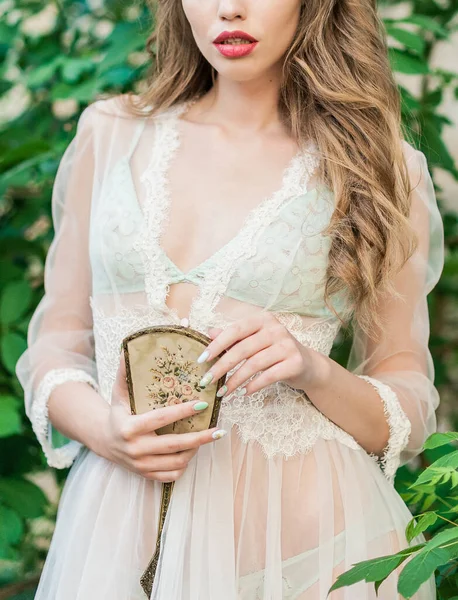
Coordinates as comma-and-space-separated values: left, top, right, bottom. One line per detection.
162, 121, 310, 275
89, 105, 340, 319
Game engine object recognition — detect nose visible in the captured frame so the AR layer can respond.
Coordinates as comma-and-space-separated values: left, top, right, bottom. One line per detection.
217, 0, 246, 20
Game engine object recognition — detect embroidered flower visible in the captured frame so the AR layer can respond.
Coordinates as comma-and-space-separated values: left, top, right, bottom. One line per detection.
163, 376, 176, 389
181, 384, 193, 397
168, 397, 183, 406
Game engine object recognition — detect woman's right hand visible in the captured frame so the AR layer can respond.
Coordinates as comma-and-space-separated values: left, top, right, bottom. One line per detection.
98, 353, 227, 483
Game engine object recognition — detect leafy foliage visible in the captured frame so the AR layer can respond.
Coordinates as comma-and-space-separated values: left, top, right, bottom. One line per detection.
0, 0, 457, 595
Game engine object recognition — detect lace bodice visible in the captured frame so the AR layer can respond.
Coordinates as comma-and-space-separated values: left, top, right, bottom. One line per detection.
15, 95, 444, 485
90, 99, 345, 319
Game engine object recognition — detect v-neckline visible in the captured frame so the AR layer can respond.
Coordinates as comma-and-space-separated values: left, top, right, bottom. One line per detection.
150, 98, 314, 281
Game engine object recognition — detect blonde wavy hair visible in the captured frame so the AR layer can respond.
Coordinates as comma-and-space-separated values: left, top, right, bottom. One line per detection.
120, 0, 418, 339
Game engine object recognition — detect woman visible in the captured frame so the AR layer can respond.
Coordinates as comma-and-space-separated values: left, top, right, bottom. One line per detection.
16, 0, 444, 598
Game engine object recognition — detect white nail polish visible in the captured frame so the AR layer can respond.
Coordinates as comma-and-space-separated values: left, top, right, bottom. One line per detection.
212, 429, 227, 440
197, 350, 210, 364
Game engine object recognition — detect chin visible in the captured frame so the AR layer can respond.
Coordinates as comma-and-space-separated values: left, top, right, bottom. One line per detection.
211, 61, 268, 83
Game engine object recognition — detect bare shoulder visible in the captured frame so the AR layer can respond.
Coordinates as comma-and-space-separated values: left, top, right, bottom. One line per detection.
88, 92, 178, 122
87, 93, 145, 120
401, 138, 428, 168
400, 138, 430, 185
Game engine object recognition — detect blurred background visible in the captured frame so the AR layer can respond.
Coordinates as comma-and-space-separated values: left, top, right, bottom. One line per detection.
0, 0, 457, 598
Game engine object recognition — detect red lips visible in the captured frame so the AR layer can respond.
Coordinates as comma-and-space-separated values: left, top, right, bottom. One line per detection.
213, 30, 258, 44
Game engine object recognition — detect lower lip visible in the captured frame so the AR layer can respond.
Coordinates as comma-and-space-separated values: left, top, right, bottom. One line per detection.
213, 41, 258, 58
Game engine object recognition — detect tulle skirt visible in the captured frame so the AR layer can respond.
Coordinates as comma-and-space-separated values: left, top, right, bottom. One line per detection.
34, 422, 435, 600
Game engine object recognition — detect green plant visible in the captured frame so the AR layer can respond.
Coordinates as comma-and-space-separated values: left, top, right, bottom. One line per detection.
329, 433, 458, 598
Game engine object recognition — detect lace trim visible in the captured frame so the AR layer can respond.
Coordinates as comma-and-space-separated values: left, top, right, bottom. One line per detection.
273, 313, 340, 356
220, 316, 359, 459
135, 100, 198, 322
90, 298, 178, 401
190, 140, 321, 331
90, 302, 360, 459
32, 368, 99, 469
357, 375, 412, 483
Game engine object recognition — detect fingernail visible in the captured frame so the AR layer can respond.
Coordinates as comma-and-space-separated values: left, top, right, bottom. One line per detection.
235, 387, 247, 396
212, 429, 227, 440
193, 401, 209, 411
199, 371, 214, 387
197, 350, 210, 364
216, 385, 228, 398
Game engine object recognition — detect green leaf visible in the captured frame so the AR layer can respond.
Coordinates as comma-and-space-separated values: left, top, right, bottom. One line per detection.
400, 15, 448, 38
0, 281, 32, 325
422, 118, 457, 172
399, 86, 421, 112
0, 140, 51, 171
97, 22, 145, 72
389, 48, 429, 74
398, 528, 458, 598
327, 544, 424, 594
406, 512, 438, 543
424, 88, 443, 107
428, 450, 458, 471
0, 332, 27, 375
386, 26, 426, 55
26, 56, 63, 88
0, 504, 23, 546
424, 432, 458, 449
0, 478, 47, 519
61, 58, 96, 84
421, 494, 438, 512
98, 66, 136, 87
0, 396, 22, 438
450, 471, 458, 489
69, 79, 102, 102
0, 22, 17, 47
413, 465, 456, 488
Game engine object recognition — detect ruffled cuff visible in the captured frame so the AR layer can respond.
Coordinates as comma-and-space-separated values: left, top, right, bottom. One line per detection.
31, 368, 99, 469
357, 375, 412, 484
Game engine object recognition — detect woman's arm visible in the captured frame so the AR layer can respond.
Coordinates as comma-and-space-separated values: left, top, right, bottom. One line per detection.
301, 141, 444, 480
16, 103, 226, 477
15, 105, 100, 468
298, 352, 392, 457
201, 140, 444, 483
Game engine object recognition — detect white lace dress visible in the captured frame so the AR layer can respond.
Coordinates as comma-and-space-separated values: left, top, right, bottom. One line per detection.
15, 96, 444, 599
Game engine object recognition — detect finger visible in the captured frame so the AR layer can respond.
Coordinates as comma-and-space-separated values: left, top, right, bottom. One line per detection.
127, 400, 211, 437
133, 448, 197, 473
201, 315, 268, 363
244, 362, 291, 395
207, 327, 223, 339
221, 345, 285, 396
206, 330, 272, 387
144, 469, 186, 483
148, 427, 227, 454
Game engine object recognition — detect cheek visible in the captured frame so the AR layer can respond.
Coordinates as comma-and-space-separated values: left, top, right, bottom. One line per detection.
182, 0, 210, 43
264, 0, 301, 55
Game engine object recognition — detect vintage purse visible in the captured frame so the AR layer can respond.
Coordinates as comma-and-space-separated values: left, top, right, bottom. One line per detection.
121, 324, 227, 598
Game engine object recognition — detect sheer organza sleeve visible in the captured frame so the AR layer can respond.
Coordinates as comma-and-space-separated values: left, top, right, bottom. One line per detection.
346, 141, 445, 483
15, 105, 99, 469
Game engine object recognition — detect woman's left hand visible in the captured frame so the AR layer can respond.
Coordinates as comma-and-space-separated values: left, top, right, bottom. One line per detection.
197, 312, 326, 397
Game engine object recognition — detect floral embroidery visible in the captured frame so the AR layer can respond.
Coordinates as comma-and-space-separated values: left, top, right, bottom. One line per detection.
144, 343, 205, 431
